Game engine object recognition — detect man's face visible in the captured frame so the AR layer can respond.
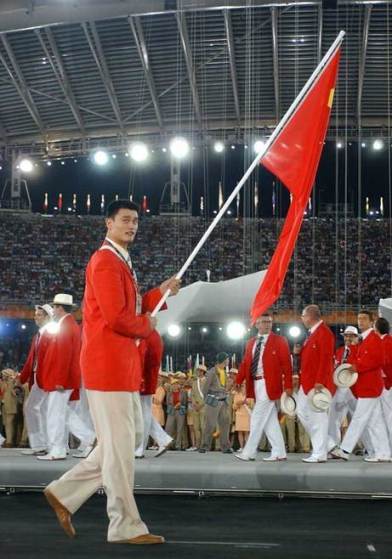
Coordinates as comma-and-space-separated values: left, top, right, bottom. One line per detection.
255, 315, 273, 335
52, 305, 64, 320
197, 368, 205, 378
106, 209, 138, 246
358, 313, 372, 333
344, 333, 359, 346
34, 308, 48, 328
301, 309, 314, 330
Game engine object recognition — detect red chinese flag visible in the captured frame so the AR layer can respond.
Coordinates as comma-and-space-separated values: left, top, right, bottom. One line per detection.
250, 47, 341, 323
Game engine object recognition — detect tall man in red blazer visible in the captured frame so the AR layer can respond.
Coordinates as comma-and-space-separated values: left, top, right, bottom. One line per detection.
44, 200, 180, 545
331, 310, 391, 462
235, 312, 293, 462
135, 329, 172, 458
37, 293, 82, 461
295, 305, 335, 463
18, 303, 54, 456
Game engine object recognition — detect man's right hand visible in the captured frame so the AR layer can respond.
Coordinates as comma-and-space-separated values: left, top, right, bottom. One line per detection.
146, 312, 157, 330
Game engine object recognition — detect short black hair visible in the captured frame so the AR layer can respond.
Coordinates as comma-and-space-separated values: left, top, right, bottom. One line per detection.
106, 199, 139, 219
358, 309, 373, 320
375, 317, 390, 335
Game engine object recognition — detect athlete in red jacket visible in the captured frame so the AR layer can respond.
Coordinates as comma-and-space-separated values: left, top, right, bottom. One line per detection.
44, 199, 180, 545
235, 312, 292, 462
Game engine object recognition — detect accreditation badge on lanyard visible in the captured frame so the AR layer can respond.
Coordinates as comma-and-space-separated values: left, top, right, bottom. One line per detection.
100, 240, 142, 319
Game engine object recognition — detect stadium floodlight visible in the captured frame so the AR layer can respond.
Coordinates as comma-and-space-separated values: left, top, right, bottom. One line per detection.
46, 161, 52, 166
226, 321, 246, 340
336, 142, 343, 149
361, 142, 366, 148
170, 136, 189, 159
289, 325, 301, 339
372, 139, 384, 151
46, 321, 60, 335
130, 142, 149, 163
213, 141, 224, 153
19, 158, 34, 173
21, 323, 27, 330
167, 323, 181, 338
201, 326, 208, 333
93, 150, 109, 166
253, 140, 265, 154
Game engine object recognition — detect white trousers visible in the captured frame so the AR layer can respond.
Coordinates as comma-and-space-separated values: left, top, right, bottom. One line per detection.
24, 383, 48, 451
296, 386, 328, 460
67, 400, 96, 449
135, 395, 172, 456
327, 388, 356, 452
381, 388, 392, 448
242, 379, 286, 460
47, 390, 147, 542
46, 390, 72, 457
341, 397, 391, 458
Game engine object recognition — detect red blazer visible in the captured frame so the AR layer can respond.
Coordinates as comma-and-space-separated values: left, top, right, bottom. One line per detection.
236, 332, 292, 400
81, 247, 164, 392
41, 314, 81, 391
139, 330, 164, 395
299, 322, 335, 395
381, 335, 392, 390
349, 331, 385, 398
19, 331, 53, 388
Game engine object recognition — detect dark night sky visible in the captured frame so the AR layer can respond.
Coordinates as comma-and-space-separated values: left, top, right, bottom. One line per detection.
1, 139, 390, 217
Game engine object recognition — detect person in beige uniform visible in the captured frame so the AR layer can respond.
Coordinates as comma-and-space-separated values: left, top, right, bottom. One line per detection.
152, 374, 168, 428
0, 369, 18, 447
233, 383, 252, 451
165, 376, 187, 450
199, 353, 233, 454
191, 365, 207, 449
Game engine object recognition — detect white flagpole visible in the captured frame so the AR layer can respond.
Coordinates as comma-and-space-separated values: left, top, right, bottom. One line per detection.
152, 30, 345, 317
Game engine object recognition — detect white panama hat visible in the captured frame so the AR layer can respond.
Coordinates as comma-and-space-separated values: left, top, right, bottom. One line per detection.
280, 392, 297, 417
333, 363, 358, 388
51, 293, 76, 307
308, 387, 332, 413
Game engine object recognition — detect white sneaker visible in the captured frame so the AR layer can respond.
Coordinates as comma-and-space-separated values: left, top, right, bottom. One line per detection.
263, 456, 287, 462
234, 453, 255, 462
302, 455, 327, 463
72, 444, 94, 459
364, 456, 392, 463
37, 454, 66, 461
330, 447, 350, 461
155, 441, 172, 458
237, 448, 243, 453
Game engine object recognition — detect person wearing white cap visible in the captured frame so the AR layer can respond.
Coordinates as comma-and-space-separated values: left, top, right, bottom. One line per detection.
327, 326, 359, 453
17, 304, 54, 456
331, 310, 391, 462
37, 294, 82, 461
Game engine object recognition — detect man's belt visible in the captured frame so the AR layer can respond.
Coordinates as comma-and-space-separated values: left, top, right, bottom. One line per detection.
253, 375, 264, 381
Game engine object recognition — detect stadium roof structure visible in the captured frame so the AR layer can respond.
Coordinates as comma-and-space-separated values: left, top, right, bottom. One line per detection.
0, 0, 392, 158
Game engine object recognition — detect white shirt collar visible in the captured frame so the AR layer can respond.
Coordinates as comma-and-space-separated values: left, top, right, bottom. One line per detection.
361, 327, 373, 341
309, 320, 323, 334
38, 325, 47, 335
257, 332, 270, 343
105, 237, 130, 263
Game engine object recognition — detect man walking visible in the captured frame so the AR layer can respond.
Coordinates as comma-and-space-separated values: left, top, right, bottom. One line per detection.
44, 200, 180, 544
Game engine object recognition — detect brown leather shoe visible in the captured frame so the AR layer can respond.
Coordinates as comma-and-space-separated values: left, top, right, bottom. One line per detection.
44, 488, 75, 539
112, 534, 165, 545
